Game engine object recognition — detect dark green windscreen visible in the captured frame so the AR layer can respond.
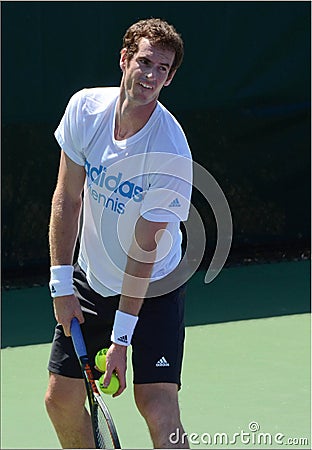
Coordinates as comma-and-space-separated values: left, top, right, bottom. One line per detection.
2, 2, 310, 276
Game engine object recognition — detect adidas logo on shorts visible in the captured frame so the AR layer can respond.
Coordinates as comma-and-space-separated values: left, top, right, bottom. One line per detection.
155, 356, 170, 367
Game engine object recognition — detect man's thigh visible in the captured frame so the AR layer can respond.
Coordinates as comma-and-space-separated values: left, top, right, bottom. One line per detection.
132, 284, 187, 387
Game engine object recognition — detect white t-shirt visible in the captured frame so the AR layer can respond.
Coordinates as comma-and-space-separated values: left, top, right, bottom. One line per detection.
55, 87, 193, 297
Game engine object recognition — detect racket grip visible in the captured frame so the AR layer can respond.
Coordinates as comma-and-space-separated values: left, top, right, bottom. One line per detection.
70, 317, 87, 358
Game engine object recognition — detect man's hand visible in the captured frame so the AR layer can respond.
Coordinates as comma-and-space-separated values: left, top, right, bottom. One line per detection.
53, 294, 84, 336
103, 344, 127, 397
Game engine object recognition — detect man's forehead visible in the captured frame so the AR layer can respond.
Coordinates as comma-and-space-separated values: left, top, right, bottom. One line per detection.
136, 37, 175, 62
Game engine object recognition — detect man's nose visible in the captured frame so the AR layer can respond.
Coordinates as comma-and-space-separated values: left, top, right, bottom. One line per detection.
145, 71, 153, 79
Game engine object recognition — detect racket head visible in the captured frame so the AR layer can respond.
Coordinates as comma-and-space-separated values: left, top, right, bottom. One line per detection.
92, 393, 121, 449
70, 318, 121, 449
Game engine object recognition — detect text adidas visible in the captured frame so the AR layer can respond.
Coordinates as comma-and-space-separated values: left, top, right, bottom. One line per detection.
85, 161, 144, 202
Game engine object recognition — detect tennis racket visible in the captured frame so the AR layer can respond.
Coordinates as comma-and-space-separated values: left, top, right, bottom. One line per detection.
70, 317, 121, 449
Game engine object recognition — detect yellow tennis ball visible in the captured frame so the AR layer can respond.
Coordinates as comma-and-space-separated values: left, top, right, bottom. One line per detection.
95, 348, 108, 372
99, 373, 120, 395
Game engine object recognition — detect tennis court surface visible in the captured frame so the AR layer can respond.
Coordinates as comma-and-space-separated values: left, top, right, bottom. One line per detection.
1, 261, 310, 449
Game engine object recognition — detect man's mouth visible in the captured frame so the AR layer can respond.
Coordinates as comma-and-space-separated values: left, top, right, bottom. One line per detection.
139, 82, 153, 90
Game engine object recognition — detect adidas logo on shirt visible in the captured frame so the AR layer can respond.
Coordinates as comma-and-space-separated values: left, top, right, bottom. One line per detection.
51, 285, 56, 294
117, 335, 128, 344
168, 198, 181, 207
155, 356, 170, 367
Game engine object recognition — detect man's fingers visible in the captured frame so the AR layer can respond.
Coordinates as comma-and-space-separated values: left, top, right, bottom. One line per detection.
63, 321, 72, 337
54, 295, 84, 336
102, 343, 127, 396
64, 313, 85, 337
103, 369, 113, 388
113, 376, 126, 397
112, 365, 126, 397
76, 311, 85, 324
103, 364, 126, 396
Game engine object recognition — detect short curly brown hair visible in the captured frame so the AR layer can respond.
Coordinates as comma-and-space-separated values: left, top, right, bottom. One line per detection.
122, 18, 184, 75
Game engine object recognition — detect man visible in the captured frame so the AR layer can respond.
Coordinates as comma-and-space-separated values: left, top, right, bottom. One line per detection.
45, 18, 192, 449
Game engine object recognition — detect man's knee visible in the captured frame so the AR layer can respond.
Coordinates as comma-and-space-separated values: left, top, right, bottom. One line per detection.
45, 373, 86, 417
134, 383, 180, 427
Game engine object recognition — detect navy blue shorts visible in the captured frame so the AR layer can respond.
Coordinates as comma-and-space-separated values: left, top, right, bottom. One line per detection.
48, 263, 187, 387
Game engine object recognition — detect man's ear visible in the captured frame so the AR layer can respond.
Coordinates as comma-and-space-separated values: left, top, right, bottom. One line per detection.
164, 69, 177, 87
119, 48, 127, 71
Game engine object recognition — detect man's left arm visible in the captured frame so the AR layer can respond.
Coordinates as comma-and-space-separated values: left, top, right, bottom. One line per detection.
103, 217, 168, 396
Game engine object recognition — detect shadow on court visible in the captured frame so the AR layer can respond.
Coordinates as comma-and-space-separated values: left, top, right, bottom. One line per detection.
185, 260, 310, 326
1, 260, 310, 348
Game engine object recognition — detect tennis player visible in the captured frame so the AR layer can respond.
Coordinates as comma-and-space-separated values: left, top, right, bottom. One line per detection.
45, 18, 192, 449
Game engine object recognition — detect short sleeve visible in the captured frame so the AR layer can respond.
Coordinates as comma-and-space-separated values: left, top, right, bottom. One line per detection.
54, 90, 86, 166
140, 153, 193, 223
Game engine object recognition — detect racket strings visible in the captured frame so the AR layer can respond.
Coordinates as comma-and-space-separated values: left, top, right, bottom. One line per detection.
94, 403, 118, 449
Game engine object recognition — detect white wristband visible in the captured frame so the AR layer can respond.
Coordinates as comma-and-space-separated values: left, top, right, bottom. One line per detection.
111, 310, 139, 346
49, 265, 74, 298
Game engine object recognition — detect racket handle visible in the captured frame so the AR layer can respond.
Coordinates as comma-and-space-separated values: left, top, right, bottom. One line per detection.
70, 317, 87, 358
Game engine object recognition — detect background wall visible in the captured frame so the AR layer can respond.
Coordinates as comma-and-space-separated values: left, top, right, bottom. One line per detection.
2, 1, 311, 279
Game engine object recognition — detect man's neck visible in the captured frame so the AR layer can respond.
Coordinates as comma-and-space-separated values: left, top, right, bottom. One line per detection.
114, 93, 157, 141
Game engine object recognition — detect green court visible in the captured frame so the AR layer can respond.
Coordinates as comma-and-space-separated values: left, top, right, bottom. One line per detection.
1, 261, 310, 449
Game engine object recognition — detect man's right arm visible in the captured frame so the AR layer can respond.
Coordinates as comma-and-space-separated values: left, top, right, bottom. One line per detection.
49, 150, 86, 336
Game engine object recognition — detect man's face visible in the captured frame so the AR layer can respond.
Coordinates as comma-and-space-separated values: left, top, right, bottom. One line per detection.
120, 37, 176, 106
